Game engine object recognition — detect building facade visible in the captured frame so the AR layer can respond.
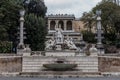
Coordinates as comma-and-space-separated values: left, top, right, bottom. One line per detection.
46, 14, 84, 45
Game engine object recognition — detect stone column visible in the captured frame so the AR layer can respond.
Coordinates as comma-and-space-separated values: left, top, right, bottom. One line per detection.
48, 20, 51, 30
18, 10, 25, 49
72, 20, 74, 31
64, 20, 67, 31
55, 20, 59, 29
96, 11, 103, 45
96, 10, 104, 54
20, 17, 24, 45
17, 10, 26, 54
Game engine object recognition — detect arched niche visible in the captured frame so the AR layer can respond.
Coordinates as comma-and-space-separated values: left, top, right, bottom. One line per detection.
58, 21, 64, 30
67, 21, 72, 30
50, 21, 56, 30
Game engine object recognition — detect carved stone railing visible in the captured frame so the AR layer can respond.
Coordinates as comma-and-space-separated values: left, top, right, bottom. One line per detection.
31, 51, 46, 56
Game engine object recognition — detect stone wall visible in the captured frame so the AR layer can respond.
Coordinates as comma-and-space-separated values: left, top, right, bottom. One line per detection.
0, 55, 22, 72
99, 56, 120, 72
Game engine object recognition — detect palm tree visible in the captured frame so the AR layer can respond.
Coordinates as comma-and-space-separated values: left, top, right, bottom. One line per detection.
81, 12, 96, 32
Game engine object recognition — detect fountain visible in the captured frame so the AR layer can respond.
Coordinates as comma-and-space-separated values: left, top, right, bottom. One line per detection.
44, 28, 78, 71
43, 58, 77, 71
21, 27, 99, 77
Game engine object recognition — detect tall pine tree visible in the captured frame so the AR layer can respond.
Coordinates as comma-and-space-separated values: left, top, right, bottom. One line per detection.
24, 14, 47, 51
23, 0, 47, 51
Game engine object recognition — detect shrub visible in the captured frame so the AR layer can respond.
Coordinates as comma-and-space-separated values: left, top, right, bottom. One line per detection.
82, 30, 96, 43
0, 41, 12, 53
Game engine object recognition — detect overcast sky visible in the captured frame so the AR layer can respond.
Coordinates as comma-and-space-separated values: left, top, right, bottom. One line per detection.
44, 0, 102, 18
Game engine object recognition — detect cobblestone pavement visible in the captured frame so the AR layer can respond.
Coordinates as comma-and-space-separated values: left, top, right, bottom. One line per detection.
0, 77, 120, 80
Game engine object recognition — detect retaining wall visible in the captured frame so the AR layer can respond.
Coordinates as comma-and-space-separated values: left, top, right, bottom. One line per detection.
98, 56, 120, 72
0, 55, 22, 72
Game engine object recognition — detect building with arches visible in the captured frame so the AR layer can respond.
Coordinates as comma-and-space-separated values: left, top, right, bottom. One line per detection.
46, 14, 84, 45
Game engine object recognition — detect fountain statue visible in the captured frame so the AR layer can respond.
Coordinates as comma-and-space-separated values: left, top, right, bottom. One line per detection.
45, 38, 55, 50
45, 27, 77, 51
65, 37, 77, 50
55, 28, 64, 44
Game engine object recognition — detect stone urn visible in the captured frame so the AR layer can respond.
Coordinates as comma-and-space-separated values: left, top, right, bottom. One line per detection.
23, 44, 31, 56
89, 44, 98, 56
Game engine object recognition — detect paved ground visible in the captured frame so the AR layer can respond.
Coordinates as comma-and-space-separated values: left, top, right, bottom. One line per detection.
0, 77, 120, 80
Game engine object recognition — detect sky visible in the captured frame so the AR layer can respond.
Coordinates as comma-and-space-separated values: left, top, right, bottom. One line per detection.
44, 0, 102, 18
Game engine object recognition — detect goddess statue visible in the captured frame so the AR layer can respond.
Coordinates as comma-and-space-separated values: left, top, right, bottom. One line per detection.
55, 28, 64, 44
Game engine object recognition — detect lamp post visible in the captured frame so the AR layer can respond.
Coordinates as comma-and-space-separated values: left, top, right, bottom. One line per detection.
18, 9, 25, 49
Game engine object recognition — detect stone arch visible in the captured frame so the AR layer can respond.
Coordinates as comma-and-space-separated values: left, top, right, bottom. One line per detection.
50, 21, 56, 30
67, 21, 72, 30
58, 21, 64, 30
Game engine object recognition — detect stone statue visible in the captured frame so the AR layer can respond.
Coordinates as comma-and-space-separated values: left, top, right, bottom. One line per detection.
45, 38, 55, 50
65, 37, 77, 50
55, 28, 64, 44
45, 28, 78, 51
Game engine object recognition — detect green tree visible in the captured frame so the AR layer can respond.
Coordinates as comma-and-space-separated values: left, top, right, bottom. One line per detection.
0, 0, 22, 52
24, 14, 47, 51
81, 12, 95, 32
0, 0, 47, 52
23, 0, 47, 51
81, 30, 96, 43
0, 41, 12, 53
92, 1, 120, 46
92, 1, 120, 34
23, 0, 47, 17
102, 0, 120, 5
0, 26, 8, 41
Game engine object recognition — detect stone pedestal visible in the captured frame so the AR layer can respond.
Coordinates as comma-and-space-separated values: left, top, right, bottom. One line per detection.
96, 43, 104, 54
17, 49, 25, 55
17, 45, 31, 56
56, 44, 62, 51
97, 49, 105, 54
23, 45, 31, 56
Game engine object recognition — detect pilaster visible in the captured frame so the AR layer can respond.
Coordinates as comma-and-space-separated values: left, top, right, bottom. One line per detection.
55, 20, 59, 29
64, 20, 67, 31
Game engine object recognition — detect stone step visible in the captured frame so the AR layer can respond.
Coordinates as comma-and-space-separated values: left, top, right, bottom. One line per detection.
20, 71, 101, 78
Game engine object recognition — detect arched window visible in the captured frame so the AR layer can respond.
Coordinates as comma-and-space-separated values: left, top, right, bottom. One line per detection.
67, 21, 72, 30
58, 21, 64, 30
50, 21, 56, 30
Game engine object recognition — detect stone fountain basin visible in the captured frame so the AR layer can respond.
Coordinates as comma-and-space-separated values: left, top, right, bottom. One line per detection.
43, 63, 77, 71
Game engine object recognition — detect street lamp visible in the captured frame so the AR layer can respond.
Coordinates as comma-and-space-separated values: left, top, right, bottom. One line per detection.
18, 9, 25, 49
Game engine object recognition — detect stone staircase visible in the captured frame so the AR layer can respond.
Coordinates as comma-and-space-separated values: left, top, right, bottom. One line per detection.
22, 55, 98, 77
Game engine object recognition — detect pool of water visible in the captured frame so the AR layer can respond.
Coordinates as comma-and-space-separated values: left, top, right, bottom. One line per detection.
0, 77, 120, 80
